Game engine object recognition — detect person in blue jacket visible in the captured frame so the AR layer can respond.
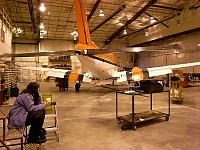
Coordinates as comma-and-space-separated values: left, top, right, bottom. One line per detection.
8, 82, 51, 144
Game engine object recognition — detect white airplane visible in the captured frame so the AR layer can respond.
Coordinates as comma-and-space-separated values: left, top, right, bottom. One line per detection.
1, 0, 199, 89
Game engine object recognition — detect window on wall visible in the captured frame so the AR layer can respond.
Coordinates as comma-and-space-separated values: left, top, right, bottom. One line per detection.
1, 29, 5, 43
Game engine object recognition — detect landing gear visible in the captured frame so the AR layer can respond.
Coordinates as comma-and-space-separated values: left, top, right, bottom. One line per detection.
75, 82, 81, 92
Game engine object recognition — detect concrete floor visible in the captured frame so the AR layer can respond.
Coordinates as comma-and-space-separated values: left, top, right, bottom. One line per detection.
2, 80, 200, 150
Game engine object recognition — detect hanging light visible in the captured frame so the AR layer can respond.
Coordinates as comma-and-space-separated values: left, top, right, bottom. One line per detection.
145, 31, 149, 36
39, 3, 46, 12
99, 10, 104, 17
12, 27, 22, 37
70, 31, 78, 40
40, 34, 44, 38
123, 29, 127, 34
150, 17, 156, 23
40, 30, 47, 38
40, 23, 44, 29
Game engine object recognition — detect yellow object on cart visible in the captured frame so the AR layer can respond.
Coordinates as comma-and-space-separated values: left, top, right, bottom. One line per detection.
170, 81, 184, 104
42, 93, 53, 110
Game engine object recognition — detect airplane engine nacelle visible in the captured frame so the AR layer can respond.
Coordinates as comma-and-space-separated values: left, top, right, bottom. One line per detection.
68, 70, 80, 83
131, 67, 143, 82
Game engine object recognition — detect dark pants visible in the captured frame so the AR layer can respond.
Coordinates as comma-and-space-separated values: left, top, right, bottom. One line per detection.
25, 110, 45, 143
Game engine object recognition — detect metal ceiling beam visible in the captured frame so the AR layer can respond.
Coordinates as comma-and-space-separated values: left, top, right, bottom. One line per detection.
27, 0, 37, 33
133, 27, 200, 47
151, 4, 182, 11
189, 5, 200, 10
36, 0, 40, 42
144, 12, 169, 28
90, 5, 125, 33
105, 0, 158, 45
120, 14, 175, 38
17, 1, 27, 4
13, 21, 31, 24
87, 0, 101, 22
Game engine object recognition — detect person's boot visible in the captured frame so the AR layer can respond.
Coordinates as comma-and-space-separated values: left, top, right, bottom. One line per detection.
40, 128, 47, 135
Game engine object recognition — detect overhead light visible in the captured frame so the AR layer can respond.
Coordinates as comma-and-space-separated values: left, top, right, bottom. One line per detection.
12, 27, 22, 34
70, 31, 78, 36
133, 47, 143, 52
40, 30, 46, 38
145, 31, 148, 36
70, 31, 78, 40
123, 29, 127, 35
99, 10, 104, 17
13, 27, 22, 37
40, 30, 47, 34
197, 43, 200, 46
174, 50, 180, 54
40, 23, 44, 29
39, 3, 46, 12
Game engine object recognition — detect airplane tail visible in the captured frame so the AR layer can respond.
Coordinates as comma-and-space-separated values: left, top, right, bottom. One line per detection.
74, 0, 99, 51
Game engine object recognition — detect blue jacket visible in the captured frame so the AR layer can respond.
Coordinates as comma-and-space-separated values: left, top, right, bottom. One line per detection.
8, 93, 45, 129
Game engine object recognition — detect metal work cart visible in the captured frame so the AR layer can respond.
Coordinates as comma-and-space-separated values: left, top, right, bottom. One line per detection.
116, 90, 170, 130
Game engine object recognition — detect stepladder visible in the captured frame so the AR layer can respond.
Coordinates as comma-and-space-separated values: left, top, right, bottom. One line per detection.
42, 94, 60, 142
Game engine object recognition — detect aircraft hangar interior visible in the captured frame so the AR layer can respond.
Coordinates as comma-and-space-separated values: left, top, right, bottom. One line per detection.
0, 0, 200, 149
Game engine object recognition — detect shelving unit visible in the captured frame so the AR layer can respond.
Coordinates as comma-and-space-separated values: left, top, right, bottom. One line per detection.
116, 90, 170, 130
0, 63, 18, 104
48, 56, 71, 70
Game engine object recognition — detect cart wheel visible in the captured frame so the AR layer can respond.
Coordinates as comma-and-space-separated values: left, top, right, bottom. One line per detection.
132, 126, 137, 130
165, 116, 169, 121
117, 119, 121, 124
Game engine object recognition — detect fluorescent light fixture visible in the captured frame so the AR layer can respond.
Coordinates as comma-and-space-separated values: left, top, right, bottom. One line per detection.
39, 3, 46, 12
99, 10, 104, 17
123, 29, 127, 34
133, 47, 143, 52
198, 43, 200, 46
40, 23, 44, 29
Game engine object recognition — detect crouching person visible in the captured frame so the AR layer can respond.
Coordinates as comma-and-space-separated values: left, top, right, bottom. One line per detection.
8, 82, 51, 144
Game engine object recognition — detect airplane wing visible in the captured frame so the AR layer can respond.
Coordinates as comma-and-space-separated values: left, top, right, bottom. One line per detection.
22, 67, 71, 78
0, 44, 181, 57
0, 50, 76, 57
83, 44, 182, 55
147, 62, 200, 77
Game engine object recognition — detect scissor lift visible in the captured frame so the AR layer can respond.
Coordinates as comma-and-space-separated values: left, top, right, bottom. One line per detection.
42, 94, 60, 142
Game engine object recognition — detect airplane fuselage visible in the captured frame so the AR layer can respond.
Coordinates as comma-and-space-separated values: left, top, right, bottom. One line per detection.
76, 55, 118, 80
